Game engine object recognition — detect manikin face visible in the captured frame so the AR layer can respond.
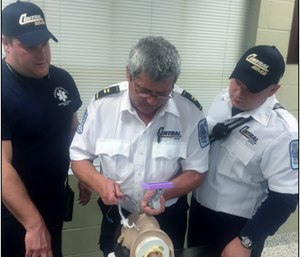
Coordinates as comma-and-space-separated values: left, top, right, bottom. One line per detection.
2, 36, 51, 78
127, 68, 174, 121
229, 79, 279, 111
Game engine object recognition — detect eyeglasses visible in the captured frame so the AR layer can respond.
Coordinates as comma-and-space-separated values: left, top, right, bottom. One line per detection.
133, 81, 173, 101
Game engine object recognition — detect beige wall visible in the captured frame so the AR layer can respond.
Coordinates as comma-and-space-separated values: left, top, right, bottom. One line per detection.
256, 0, 298, 119
62, 1, 299, 256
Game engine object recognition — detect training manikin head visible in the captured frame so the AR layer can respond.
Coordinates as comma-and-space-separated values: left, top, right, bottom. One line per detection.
113, 213, 174, 257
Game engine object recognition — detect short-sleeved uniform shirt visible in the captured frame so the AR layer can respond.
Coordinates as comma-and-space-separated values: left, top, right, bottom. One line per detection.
193, 88, 298, 219
2, 60, 82, 220
70, 81, 210, 212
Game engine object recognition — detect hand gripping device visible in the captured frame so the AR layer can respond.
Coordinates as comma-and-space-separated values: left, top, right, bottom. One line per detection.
142, 182, 173, 210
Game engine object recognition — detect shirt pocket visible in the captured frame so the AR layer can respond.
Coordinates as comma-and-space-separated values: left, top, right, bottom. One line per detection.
151, 141, 187, 178
218, 138, 257, 180
95, 139, 130, 180
152, 141, 187, 159
223, 139, 255, 165
218, 138, 264, 185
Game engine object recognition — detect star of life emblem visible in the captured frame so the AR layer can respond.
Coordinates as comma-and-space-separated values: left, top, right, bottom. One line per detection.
54, 87, 72, 106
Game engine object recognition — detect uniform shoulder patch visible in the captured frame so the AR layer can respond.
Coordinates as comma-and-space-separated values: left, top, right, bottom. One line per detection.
289, 140, 298, 170
95, 85, 120, 100
198, 118, 210, 148
181, 90, 202, 110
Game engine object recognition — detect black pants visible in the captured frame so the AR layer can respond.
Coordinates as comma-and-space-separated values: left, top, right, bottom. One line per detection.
187, 196, 264, 257
98, 195, 189, 257
2, 215, 63, 257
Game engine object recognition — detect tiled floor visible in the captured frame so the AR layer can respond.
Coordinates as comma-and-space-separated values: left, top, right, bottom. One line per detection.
262, 232, 298, 257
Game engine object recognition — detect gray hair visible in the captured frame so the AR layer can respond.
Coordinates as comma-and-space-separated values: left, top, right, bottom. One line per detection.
127, 36, 181, 83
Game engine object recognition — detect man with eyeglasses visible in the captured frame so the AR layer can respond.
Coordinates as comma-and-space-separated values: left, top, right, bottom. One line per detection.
70, 36, 210, 256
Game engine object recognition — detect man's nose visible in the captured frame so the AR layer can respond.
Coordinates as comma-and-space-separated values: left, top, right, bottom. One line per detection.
145, 95, 159, 105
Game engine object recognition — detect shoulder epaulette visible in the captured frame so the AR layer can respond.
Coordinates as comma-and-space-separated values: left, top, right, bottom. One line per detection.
181, 90, 202, 110
95, 85, 120, 100
273, 103, 284, 110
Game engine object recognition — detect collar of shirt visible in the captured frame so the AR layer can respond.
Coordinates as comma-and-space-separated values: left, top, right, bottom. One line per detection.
247, 96, 277, 127
222, 91, 277, 127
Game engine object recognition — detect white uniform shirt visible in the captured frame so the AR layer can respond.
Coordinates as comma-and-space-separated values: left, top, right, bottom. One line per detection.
70, 81, 209, 212
193, 88, 298, 219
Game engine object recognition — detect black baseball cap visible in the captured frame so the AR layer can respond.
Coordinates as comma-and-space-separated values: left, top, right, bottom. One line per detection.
229, 45, 285, 93
2, 1, 58, 47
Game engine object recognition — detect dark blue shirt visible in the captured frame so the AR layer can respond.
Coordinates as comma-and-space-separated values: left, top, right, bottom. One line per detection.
2, 59, 82, 218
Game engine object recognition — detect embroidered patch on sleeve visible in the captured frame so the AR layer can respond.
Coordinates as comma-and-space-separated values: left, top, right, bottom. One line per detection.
289, 140, 298, 170
198, 119, 210, 148
76, 109, 88, 134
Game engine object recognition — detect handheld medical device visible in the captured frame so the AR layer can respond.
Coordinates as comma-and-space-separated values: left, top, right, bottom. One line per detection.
142, 182, 173, 210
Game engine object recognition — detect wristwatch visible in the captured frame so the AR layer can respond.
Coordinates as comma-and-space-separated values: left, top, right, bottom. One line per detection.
238, 235, 253, 250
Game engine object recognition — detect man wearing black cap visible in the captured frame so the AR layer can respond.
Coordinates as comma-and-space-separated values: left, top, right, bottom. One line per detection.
188, 45, 298, 257
2, 1, 90, 257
